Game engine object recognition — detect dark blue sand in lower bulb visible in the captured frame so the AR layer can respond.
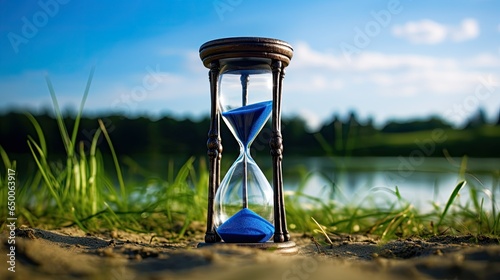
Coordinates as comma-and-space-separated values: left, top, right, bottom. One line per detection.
217, 208, 274, 243
222, 100, 273, 147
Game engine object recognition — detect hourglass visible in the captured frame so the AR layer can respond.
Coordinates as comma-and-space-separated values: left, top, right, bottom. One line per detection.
198, 37, 296, 253
216, 65, 274, 243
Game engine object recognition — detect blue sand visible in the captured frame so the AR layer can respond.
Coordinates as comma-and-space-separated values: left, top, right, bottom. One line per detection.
222, 101, 272, 146
217, 208, 274, 243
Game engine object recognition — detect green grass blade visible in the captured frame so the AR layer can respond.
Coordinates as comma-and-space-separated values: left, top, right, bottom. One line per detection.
27, 139, 64, 213
98, 119, 127, 208
89, 127, 102, 215
25, 113, 47, 158
381, 205, 412, 240
69, 66, 95, 153
174, 156, 195, 186
45, 75, 71, 154
0, 145, 11, 169
437, 180, 466, 229
45, 74, 76, 197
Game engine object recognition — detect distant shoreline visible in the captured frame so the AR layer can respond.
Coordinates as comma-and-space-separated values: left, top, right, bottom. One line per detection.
1, 111, 499, 158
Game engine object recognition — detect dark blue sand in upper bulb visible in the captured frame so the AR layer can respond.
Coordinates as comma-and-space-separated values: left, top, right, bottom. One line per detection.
217, 208, 274, 243
222, 100, 273, 147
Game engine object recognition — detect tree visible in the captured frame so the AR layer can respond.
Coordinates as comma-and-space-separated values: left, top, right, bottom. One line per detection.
465, 108, 488, 129
497, 108, 500, 126
381, 116, 452, 133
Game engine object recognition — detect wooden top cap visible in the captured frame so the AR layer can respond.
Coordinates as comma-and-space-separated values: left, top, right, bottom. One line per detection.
199, 37, 293, 68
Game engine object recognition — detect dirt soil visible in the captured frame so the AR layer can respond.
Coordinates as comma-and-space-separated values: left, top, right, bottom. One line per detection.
2, 226, 500, 280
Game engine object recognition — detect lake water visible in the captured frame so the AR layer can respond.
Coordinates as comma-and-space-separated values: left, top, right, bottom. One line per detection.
279, 156, 500, 212
26, 153, 495, 213
11, 153, 499, 213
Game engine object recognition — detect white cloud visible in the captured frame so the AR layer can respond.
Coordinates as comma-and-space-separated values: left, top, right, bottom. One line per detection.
392, 19, 447, 44
293, 42, 458, 72
291, 42, 496, 98
292, 41, 343, 70
296, 109, 323, 132
464, 53, 500, 68
392, 18, 479, 44
351, 52, 458, 71
451, 18, 479, 42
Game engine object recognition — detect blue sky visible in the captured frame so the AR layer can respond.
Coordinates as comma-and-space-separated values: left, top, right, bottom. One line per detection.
1, 0, 499, 130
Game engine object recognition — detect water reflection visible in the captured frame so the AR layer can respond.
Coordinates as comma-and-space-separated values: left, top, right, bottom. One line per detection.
282, 157, 500, 212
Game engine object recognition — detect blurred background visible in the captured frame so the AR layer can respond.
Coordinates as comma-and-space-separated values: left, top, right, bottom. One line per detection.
1, 0, 499, 209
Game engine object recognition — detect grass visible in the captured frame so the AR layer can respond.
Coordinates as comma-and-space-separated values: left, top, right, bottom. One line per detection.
0, 71, 208, 237
1, 73, 499, 242
297, 160, 500, 240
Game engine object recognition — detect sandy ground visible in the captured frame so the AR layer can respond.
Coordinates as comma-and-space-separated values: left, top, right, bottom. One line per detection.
1, 226, 500, 280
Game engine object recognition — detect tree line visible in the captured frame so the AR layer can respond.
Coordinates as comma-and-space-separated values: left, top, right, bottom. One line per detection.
1, 108, 499, 159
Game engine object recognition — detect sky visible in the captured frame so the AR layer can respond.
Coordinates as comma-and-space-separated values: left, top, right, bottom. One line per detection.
1, 0, 499, 131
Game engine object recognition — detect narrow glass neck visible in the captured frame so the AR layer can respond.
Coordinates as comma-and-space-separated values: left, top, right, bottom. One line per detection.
236, 138, 252, 155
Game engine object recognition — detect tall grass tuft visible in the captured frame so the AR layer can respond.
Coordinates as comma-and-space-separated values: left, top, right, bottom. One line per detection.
0, 70, 208, 238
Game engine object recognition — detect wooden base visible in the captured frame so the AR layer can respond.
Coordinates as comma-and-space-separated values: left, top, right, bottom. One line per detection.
197, 240, 298, 255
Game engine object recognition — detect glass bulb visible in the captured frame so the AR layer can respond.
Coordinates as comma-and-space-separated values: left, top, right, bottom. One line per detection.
214, 59, 274, 243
